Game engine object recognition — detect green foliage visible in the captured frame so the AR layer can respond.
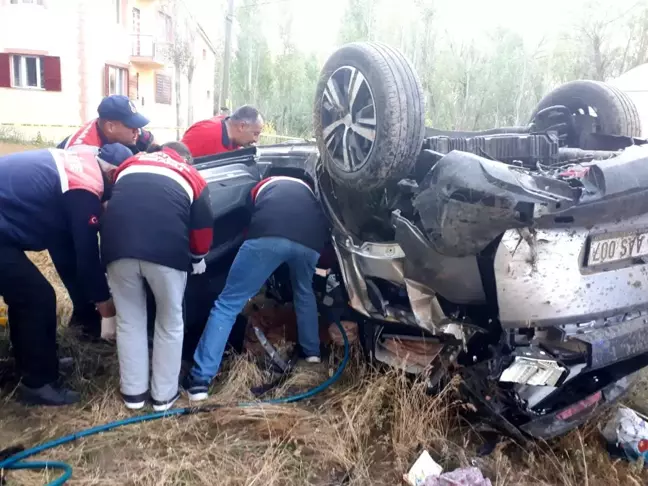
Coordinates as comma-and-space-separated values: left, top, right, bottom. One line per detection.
225, 0, 648, 136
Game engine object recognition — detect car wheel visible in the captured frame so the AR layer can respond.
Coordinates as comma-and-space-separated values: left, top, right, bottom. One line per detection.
314, 42, 426, 191
529, 80, 642, 143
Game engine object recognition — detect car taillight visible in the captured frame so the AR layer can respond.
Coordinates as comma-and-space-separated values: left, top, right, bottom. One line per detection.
556, 391, 602, 421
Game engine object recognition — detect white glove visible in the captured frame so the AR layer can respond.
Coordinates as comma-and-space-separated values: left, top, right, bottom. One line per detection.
192, 259, 206, 275
101, 316, 117, 341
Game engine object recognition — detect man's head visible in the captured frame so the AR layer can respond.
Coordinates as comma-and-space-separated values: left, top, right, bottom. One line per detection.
220, 106, 230, 116
97, 95, 150, 146
147, 141, 194, 164
228, 105, 263, 147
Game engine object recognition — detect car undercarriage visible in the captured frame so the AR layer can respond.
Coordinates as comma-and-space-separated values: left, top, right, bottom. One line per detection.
175, 41, 648, 441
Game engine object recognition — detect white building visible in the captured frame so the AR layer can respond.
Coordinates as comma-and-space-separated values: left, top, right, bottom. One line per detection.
611, 64, 648, 139
0, 0, 217, 144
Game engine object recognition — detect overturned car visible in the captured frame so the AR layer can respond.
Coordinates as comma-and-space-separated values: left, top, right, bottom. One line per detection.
177, 41, 648, 440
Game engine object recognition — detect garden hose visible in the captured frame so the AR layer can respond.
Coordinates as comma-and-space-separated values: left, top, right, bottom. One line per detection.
0, 318, 350, 486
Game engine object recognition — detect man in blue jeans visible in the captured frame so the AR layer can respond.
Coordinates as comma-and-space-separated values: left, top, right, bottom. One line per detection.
183, 176, 330, 401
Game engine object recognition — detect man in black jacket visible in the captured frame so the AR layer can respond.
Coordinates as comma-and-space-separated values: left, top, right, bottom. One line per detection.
183, 176, 329, 401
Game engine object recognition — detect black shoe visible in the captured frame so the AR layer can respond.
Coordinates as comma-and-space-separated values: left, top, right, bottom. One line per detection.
182, 374, 209, 402
18, 383, 80, 406
151, 391, 180, 412
121, 391, 148, 410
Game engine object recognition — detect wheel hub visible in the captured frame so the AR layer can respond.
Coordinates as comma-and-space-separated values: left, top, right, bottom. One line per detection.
320, 66, 377, 173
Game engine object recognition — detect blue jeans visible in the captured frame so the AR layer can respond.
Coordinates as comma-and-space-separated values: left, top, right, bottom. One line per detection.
191, 237, 321, 383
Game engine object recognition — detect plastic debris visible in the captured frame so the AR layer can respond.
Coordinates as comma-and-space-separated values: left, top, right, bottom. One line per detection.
421, 467, 493, 486
601, 406, 648, 462
404, 450, 443, 486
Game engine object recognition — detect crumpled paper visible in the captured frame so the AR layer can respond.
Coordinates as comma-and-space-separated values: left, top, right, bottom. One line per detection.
422, 467, 493, 486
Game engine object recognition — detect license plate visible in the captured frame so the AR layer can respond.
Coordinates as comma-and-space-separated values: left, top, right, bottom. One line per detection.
587, 231, 648, 266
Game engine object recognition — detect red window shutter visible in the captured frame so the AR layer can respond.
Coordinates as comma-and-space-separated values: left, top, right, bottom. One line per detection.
43, 56, 62, 92
104, 64, 109, 96
0, 53, 11, 88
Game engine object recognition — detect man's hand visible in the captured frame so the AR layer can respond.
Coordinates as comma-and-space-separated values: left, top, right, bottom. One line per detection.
101, 316, 117, 341
192, 259, 206, 275
96, 299, 116, 318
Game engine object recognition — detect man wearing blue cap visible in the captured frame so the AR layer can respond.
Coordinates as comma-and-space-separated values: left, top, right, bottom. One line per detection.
57, 95, 153, 339
0, 143, 132, 406
59, 95, 153, 153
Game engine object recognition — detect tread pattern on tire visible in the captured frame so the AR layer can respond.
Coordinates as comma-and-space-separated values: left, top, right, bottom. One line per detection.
530, 80, 642, 138
313, 42, 426, 191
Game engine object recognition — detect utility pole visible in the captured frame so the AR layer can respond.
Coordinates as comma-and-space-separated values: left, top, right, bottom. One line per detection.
219, 0, 235, 111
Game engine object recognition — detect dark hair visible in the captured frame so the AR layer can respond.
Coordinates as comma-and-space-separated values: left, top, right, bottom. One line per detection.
220, 106, 229, 111
230, 105, 262, 124
146, 141, 193, 164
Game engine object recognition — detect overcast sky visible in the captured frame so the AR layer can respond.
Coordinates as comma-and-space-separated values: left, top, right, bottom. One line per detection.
187, 0, 643, 60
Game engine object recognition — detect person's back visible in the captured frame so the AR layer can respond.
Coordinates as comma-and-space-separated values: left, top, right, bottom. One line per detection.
183, 175, 330, 401
0, 148, 108, 251
247, 176, 330, 253
101, 146, 213, 271
101, 142, 214, 412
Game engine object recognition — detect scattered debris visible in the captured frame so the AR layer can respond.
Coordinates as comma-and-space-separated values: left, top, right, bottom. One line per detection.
327, 320, 358, 346
404, 450, 493, 486
601, 406, 648, 463
421, 467, 493, 486
404, 450, 443, 486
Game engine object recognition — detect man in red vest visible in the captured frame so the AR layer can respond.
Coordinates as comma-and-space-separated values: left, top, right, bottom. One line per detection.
56, 95, 154, 340
181, 105, 264, 158
58, 95, 154, 154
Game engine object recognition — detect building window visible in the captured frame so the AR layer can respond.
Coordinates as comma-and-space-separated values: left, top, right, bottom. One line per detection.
0, 54, 61, 91
10, 0, 45, 4
105, 65, 128, 96
12, 55, 44, 89
155, 73, 172, 104
158, 12, 173, 43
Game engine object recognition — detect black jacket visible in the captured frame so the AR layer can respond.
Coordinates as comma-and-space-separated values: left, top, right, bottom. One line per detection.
100, 149, 214, 271
246, 177, 329, 252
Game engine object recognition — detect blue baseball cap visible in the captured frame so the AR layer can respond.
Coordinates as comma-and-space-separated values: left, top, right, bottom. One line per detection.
98, 143, 133, 166
97, 95, 149, 129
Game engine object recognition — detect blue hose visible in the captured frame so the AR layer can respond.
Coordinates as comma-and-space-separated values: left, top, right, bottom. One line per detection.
0, 319, 350, 486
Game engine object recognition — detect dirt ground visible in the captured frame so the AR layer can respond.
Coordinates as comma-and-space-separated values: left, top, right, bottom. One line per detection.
1, 141, 648, 485
0, 142, 44, 156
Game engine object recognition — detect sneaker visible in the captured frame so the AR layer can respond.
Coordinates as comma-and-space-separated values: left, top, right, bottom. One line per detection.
121, 391, 148, 410
18, 383, 81, 406
152, 392, 180, 412
305, 356, 321, 364
182, 374, 209, 402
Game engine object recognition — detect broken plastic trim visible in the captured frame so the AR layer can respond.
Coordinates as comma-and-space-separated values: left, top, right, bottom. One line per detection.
499, 356, 568, 387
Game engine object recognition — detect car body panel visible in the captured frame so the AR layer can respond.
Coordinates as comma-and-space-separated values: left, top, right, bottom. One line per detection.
495, 214, 648, 329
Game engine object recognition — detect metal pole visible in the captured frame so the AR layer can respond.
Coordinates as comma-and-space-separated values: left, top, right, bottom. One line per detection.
219, 0, 235, 111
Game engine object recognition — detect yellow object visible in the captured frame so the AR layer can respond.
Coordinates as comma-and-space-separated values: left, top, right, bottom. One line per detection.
0, 303, 7, 327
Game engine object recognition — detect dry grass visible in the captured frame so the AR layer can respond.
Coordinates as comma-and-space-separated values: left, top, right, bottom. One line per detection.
1, 253, 647, 486
1, 142, 648, 484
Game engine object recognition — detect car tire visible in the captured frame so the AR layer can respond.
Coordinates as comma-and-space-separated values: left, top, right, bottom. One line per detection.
313, 42, 426, 191
529, 80, 642, 139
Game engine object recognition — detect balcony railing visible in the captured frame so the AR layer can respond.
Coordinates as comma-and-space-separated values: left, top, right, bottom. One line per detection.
130, 34, 169, 66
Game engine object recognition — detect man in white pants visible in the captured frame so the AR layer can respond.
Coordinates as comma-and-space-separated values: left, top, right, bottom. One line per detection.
100, 142, 213, 411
